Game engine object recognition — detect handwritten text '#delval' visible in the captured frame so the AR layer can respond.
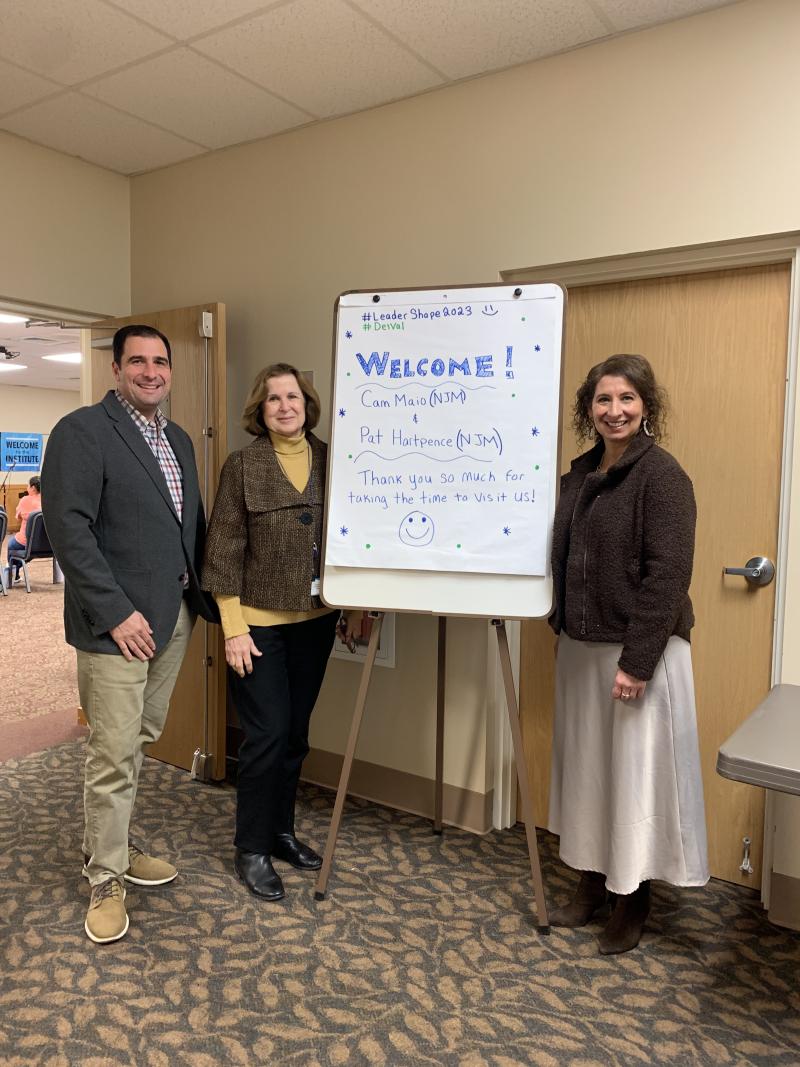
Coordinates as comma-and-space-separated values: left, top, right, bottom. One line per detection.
356, 351, 495, 378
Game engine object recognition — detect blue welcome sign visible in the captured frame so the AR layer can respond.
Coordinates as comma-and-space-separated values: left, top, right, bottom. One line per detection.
1, 432, 43, 472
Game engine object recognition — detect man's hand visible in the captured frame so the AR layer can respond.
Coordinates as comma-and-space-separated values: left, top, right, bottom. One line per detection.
110, 611, 156, 661
225, 633, 262, 677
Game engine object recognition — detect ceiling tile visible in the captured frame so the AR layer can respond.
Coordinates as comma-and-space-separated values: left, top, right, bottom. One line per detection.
351, 0, 610, 80
0, 322, 81, 392
0, 0, 171, 85
107, 0, 285, 40
590, 0, 737, 32
1, 94, 205, 174
193, 0, 445, 119
85, 48, 310, 149
0, 59, 61, 116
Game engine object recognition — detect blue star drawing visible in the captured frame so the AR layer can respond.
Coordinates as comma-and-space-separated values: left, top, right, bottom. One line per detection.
340, 526, 349, 536
503, 526, 511, 536
345, 331, 353, 339
531, 427, 540, 437
338, 408, 346, 417
534, 344, 541, 352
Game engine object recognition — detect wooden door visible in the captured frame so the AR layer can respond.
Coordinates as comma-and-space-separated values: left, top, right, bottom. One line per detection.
519, 265, 790, 887
88, 305, 228, 779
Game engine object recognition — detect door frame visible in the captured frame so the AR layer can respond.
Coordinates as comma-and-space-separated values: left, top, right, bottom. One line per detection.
490, 234, 800, 892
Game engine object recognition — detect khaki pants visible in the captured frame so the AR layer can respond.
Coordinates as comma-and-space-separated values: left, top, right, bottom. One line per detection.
77, 602, 195, 885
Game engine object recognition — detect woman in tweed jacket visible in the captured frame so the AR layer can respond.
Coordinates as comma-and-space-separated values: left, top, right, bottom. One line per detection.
547, 354, 708, 954
203, 363, 358, 901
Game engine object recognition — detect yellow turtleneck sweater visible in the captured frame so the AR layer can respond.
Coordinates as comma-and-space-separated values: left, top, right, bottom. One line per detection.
215, 430, 335, 639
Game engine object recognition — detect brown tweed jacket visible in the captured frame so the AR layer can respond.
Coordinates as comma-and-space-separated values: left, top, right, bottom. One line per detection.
549, 432, 696, 681
202, 432, 327, 612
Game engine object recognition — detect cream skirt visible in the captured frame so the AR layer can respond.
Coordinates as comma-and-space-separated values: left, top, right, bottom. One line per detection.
548, 633, 709, 896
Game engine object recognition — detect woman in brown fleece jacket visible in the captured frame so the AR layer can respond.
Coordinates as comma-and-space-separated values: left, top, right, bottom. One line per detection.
203, 364, 359, 902
547, 354, 708, 954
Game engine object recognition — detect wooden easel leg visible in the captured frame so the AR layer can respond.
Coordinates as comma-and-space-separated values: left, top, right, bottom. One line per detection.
314, 612, 384, 901
433, 616, 446, 834
492, 619, 550, 931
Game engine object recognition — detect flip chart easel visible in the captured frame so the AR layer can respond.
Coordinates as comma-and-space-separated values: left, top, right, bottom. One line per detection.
317, 282, 566, 930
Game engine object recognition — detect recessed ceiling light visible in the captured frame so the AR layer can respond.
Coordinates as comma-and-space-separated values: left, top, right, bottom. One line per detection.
0, 313, 27, 325
0, 364, 27, 372
42, 353, 82, 364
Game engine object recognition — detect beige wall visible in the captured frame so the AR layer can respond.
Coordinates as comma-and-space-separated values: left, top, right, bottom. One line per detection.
771, 366, 800, 881
313, 615, 488, 787
0, 384, 79, 433
127, 0, 800, 796
0, 384, 80, 486
0, 131, 130, 317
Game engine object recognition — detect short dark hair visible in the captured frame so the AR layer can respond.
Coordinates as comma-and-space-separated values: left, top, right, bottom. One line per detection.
28, 476, 40, 492
241, 363, 321, 436
112, 324, 172, 366
573, 353, 668, 445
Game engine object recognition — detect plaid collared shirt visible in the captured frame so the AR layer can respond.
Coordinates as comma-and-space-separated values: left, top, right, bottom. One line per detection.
114, 391, 184, 522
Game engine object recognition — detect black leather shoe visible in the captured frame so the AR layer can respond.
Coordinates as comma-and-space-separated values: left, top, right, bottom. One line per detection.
234, 849, 285, 900
272, 833, 323, 870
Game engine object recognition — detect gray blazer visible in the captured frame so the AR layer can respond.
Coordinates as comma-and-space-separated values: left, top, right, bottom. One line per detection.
42, 391, 214, 654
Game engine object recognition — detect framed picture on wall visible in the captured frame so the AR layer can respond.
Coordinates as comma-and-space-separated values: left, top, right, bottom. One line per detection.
330, 611, 396, 668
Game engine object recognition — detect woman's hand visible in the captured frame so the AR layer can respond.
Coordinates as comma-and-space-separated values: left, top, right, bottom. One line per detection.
612, 668, 647, 702
336, 610, 364, 652
225, 633, 262, 677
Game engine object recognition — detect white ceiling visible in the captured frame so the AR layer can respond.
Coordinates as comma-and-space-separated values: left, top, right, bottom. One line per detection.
0, 0, 740, 177
0, 318, 82, 392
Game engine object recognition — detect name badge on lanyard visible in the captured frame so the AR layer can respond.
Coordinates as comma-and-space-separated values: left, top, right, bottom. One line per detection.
311, 541, 321, 605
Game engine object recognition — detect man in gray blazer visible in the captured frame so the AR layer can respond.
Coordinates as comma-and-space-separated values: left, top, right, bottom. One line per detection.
42, 324, 213, 944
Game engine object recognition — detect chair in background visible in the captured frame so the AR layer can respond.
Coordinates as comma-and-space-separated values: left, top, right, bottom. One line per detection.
4, 510, 62, 593
0, 506, 7, 596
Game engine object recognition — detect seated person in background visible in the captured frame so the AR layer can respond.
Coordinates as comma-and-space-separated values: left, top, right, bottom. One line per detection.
7, 476, 41, 581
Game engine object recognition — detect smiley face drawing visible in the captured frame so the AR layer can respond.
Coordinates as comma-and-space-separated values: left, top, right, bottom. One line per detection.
398, 511, 435, 547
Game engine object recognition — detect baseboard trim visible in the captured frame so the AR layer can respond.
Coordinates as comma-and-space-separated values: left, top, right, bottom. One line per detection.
768, 872, 800, 931
301, 748, 493, 835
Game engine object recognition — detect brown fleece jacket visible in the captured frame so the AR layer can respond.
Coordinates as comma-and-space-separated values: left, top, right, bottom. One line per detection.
549, 432, 696, 681
202, 432, 327, 612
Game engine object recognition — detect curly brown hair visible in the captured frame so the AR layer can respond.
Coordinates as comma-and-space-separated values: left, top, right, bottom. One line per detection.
241, 363, 321, 437
572, 354, 668, 445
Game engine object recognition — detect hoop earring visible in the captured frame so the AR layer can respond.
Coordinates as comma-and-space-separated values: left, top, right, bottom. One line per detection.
642, 418, 654, 438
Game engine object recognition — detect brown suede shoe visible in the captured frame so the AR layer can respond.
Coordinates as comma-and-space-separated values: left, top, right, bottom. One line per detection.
124, 843, 178, 886
83, 843, 178, 886
598, 881, 650, 954
85, 877, 128, 944
549, 870, 608, 927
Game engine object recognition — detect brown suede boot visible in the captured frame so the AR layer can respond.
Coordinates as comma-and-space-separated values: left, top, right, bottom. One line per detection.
549, 870, 607, 927
597, 881, 650, 954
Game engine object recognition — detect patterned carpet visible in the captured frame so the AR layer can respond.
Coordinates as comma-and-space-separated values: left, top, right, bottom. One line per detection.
1, 742, 799, 1066
0, 540, 78, 726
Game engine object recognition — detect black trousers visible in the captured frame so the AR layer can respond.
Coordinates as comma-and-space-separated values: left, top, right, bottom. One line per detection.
228, 610, 338, 853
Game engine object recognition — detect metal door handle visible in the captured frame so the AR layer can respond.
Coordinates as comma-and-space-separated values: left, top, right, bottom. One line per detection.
739, 836, 754, 875
723, 556, 775, 587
